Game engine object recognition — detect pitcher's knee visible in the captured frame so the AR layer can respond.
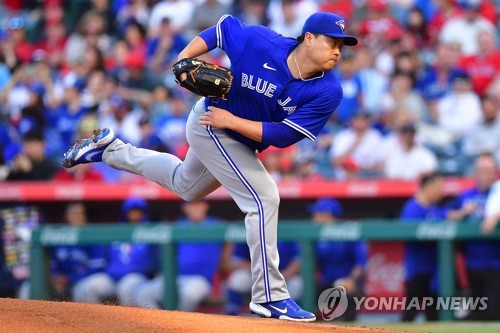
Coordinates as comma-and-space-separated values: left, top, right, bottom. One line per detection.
260, 184, 280, 208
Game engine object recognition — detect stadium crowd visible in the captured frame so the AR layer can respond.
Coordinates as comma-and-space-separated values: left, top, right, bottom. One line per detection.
0, 0, 499, 182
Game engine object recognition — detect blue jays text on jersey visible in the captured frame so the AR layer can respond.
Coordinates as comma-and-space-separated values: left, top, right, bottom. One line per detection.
201, 15, 343, 152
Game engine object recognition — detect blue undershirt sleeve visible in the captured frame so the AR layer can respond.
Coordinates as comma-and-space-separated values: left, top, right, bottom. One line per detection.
198, 26, 217, 51
262, 122, 305, 148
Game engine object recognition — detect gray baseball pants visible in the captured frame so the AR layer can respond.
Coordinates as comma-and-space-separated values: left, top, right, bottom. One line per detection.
103, 98, 289, 303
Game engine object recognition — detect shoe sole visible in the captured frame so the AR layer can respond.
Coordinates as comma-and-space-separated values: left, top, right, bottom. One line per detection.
249, 302, 316, 322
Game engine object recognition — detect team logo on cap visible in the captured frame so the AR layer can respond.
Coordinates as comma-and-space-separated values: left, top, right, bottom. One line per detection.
335, 20, 345, 32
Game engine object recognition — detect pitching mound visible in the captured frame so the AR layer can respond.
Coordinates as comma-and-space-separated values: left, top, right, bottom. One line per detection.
0, 298, 400, 333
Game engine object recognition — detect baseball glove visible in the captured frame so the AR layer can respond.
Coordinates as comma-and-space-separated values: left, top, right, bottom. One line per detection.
172, 58, 233, 100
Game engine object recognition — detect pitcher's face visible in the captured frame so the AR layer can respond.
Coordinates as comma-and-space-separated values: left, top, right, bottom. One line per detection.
306, 34, 344, 72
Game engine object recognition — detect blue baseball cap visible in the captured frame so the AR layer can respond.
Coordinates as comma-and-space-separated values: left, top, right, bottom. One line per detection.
302, 12, 358, 46
308, 198, 343, 217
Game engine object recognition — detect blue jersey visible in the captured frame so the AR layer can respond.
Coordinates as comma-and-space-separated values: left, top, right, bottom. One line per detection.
416, 67, 466, 101
315, 240, 367, 285
202, 15, 343, 152
177, 218, 223, 283
401, 197, 446, 279
50, 245, 106, 283
232, 241, 300, 270
106, 243, 159, 280
334, 71, 362, 124
47, 104, 88, 150
456, 187, 500, 270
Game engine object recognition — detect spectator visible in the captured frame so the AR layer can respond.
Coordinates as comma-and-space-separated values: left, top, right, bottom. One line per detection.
77, 197, 159, 305
405, 7, 431, 49
158, 94, 190, 158
393, 51, 421, 83
148, 0, 196, 34
463, 96, 500, 165
400, 172, 446, 322
354, 46, 388, 115
334, 51, 363, 125
474, 0, 498, 25
447, 153, 500, 320
0, 42, 12, 91
268, 0, 315, 38
258, 146, 295, 182
382, 122, 438, 180
416, 42, 466, 102
83, 46, 106, 75
90, 0, 117, 35
99, 94, 142, 146
238, 0, 271, 26
147, 18, 188, 73
6, 130, 58, 181
50, 203, 107, 302
374, 32, 407, 79
357, 0, 402, 50
46, 75, 88, 153
190, 0, 230, 34
427, 0, 462, 45
311, 197, 367, 321
380, 73, 427, 123
108, 39, 130, 74
292, 148, 324, 181
123, 20, 147, 56
150, 84, 173, 126
435, 73, 482, 138
7, 17, 34, 64
115, 0, 150, 29
439, 0, 496, 56
64, 10, 112, 66
459, 30, 500, 97
329, 111, 384, 179
121, 51, 161, 91
134, 200, 224, 311
138, 115, 167, 152
81, 70, 107, 109
0, 65, 39, 123
36, 21, 67, 69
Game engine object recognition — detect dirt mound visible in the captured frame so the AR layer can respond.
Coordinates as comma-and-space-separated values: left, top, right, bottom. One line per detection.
0, 298, 401, 333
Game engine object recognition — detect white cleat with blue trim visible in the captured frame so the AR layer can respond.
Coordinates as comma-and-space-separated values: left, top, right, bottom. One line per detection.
62, 128, 116, 168
249, 298, 316, 322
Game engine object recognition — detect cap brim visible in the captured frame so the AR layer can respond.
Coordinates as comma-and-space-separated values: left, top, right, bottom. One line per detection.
323, 33, 358, 46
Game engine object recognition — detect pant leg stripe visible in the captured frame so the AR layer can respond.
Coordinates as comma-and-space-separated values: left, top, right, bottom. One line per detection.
206, 126, 271, 302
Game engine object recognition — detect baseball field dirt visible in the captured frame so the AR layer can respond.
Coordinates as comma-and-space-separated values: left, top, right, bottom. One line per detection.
0, 298, 403, 333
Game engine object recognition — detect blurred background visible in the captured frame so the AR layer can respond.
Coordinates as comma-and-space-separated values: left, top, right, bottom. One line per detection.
0, 0, 499, 324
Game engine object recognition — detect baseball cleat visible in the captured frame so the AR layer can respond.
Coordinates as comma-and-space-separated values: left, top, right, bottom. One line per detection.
62, 128, 116, 168
249, 298, 316, 322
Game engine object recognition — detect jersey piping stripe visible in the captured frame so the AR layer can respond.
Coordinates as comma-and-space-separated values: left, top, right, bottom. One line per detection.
282, 119, 316, 141
216, 14, 230, 49
206, 125, 272, 302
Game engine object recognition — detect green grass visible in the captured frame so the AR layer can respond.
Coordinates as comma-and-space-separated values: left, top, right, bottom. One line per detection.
343, 322, 500, 333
